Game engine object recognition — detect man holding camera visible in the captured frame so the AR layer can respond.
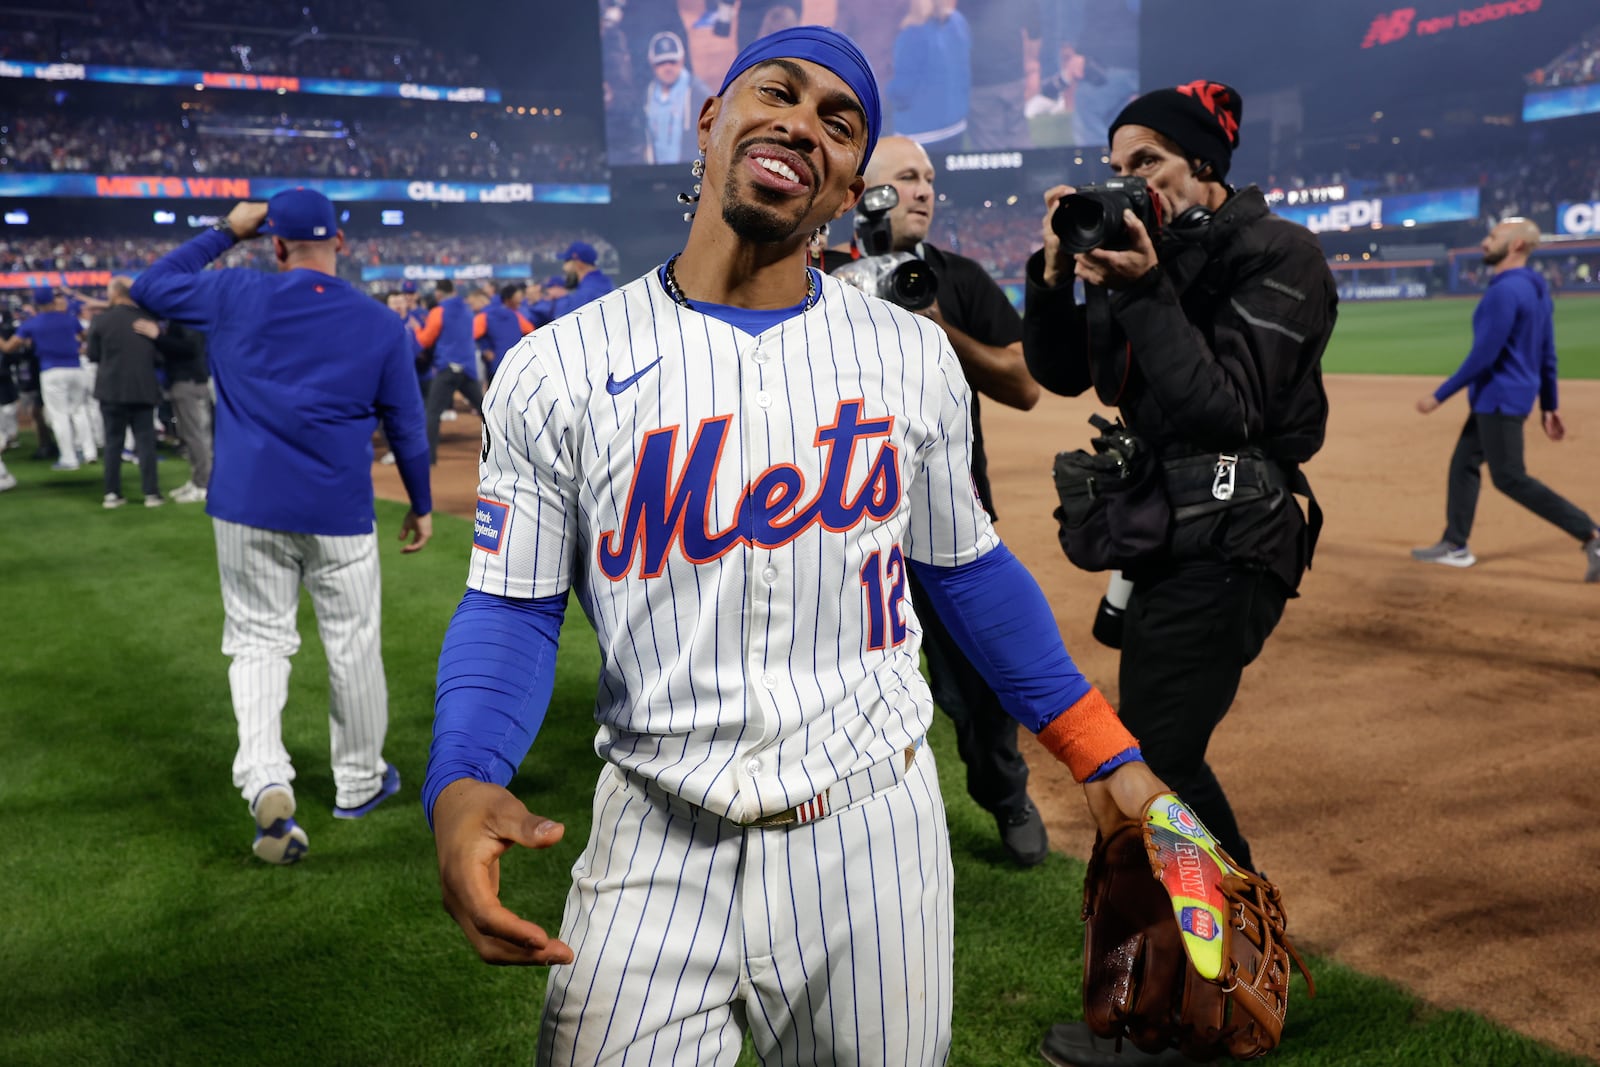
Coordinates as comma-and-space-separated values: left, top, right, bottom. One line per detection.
856, 134, 1051, 866
1023, 83, 1335, 1066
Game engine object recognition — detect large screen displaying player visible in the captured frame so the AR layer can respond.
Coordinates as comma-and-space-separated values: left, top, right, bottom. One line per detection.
598, 0, 1140, 166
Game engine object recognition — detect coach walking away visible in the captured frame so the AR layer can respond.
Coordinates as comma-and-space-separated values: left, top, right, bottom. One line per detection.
423, 26, 1168, 1064
1021, 83, 1336, 1066
1411, 217, 1600, 581
852, 133, 1054, 866
84, 277, 164, 509
411, 278, 488, 464
132, 188, 434, 866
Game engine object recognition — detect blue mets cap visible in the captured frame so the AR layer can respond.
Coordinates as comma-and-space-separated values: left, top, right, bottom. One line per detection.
558, 240, 598, 265
31, 285, 55, 305
261, 187, 338, 241
401, 279, 418, 293
542, 274, 567, 289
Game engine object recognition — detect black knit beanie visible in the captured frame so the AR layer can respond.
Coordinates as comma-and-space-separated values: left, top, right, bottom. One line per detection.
1109, 80, 1243, 181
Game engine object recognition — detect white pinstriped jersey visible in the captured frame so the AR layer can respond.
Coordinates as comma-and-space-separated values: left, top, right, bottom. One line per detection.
470, 269, 998, 824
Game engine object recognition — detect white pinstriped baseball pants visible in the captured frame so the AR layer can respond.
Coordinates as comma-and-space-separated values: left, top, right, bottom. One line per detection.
537, 748, 955, 1066
213, 518, 389, 810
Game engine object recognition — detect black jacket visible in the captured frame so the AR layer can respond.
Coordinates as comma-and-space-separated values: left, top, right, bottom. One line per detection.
87, 304, 164, 407
1023, 186, 1336, 589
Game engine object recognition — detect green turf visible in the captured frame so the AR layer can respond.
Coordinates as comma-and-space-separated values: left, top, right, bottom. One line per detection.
0, 437, 1587, 1067
1322, 294, 1600, 379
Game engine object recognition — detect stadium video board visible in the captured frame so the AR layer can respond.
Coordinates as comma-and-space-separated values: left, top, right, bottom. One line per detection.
598, 0, 1140, 168
0, 59, 500, 104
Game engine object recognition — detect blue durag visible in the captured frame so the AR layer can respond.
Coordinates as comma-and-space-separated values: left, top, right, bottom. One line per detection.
715, 25, 881, 171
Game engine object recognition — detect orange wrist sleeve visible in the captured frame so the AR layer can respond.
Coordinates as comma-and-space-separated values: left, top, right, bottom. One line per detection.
1036, 687, 1139, 783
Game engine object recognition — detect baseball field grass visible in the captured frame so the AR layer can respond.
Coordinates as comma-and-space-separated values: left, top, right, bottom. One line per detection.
1, 436, 1589, 1067
1321, 293, 1600, 379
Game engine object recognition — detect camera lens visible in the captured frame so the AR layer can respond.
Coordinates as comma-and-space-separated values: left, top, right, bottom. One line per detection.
1053, 191, 1128, 254
888, 260, 938, 311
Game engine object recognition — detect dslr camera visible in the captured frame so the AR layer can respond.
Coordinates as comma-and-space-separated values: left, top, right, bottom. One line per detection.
1051, 175, 1159, 254
829, 184, 939, 312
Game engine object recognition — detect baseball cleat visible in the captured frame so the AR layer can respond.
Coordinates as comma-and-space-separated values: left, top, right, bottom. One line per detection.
1410, 540, 1475, 568
333, 763, 401, 820
250, 783, 308, 864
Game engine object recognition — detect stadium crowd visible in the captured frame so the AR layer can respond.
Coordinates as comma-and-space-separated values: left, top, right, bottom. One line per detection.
1, 0, 484, 86
1526, 23, 1600, 88
2, 111, 609, 183
1, 232, 618, 290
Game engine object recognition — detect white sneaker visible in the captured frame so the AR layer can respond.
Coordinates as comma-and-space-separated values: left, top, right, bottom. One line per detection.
0, 471, 17, 491
103, 493, 125, 509
168, 481, 194, 499
144, 494, 164, 508
174, 484, 206, 503
379, 452, 396, 465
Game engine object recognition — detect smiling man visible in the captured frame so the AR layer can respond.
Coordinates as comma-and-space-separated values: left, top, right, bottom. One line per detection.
424, 26, 1166, 1065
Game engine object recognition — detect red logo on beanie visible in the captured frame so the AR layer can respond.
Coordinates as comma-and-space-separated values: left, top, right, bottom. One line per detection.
1176, 80, 1240, 146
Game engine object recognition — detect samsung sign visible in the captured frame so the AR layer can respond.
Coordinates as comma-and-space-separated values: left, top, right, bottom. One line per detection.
1556, 202, 1600, 236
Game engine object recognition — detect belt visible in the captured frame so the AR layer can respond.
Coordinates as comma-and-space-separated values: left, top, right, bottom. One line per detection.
619, 740, 923, 831
740, 741, 921, 828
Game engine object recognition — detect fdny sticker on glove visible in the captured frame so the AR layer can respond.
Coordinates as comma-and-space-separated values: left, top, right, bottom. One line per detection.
1143, 793, 1235, 981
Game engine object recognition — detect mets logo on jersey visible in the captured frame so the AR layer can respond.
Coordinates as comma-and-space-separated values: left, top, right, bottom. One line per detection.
597, 398, 900, 580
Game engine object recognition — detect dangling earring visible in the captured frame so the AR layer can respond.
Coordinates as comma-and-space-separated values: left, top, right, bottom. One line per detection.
678, 155, 704, 222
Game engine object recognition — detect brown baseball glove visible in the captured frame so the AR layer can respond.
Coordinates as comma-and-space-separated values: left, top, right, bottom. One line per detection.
1080, 792, 1313, 1061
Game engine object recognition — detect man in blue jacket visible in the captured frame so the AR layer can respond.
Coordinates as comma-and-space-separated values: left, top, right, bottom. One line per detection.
527, 242, 614, 326
133, 188, 434, 864
1413, 217, 1600, 582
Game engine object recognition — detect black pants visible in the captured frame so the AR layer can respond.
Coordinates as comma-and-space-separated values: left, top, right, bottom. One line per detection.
1444, 411, 1594, 546
425, 367, 485, 463
1119, 562, 1288, 873
907, 570, 1030, 819
101, 402, 158, 499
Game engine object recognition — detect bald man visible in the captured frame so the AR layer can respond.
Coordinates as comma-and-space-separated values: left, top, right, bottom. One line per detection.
857, 134, 1054, 865
1414, 217, 1600, 581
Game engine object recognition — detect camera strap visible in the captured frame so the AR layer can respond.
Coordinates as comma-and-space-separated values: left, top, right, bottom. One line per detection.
1084, 285, 1129, 407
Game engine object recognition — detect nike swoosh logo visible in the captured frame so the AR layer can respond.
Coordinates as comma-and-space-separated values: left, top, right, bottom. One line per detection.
605, 357, 664, 395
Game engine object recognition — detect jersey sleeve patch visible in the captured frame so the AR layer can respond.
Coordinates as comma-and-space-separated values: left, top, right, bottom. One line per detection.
473, 498, 510, 554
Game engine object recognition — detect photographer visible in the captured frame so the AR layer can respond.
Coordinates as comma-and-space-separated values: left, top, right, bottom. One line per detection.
850, 135, 1051, 866
1026, 83, 1334, 1066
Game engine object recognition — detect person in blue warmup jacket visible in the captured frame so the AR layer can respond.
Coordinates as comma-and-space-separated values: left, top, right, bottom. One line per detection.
133, 188, 434, 864
1413, 217, 1600, 582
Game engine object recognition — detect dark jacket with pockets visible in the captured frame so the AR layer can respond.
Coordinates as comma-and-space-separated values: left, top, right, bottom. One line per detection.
1022, 186, 1336, 591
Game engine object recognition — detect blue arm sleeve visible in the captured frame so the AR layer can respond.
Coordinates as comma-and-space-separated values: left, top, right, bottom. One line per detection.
1435, 283, 1515, 403
129, 229, 235, 329
907, 544, 1092, 734
422, 589, 568, 829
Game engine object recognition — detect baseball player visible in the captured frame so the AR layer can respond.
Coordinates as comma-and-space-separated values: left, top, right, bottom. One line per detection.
0, 287, 98, 470
425, 26, 1167, 1064
132, 188, 434, 865
411, 278, 489, 464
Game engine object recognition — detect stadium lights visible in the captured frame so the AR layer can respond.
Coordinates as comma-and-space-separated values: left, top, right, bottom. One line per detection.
517, 106, 526, 114
470, 131, 479, 139
554, 108, 562, 116
1006, 195, 1018, 205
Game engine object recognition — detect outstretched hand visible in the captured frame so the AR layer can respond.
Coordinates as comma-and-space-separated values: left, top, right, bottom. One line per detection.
432, 778, 574, 966
1543, 409, 1566, 441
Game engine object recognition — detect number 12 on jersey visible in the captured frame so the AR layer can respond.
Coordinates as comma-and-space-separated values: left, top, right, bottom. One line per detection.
861, 545, 908, 651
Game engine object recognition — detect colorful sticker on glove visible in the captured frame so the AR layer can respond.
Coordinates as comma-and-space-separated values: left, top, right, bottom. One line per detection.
1179, 906, 1219, 941
1144, 793, 1234, 981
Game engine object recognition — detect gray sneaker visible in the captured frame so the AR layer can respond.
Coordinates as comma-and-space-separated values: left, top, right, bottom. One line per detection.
1411, 540, 1475, 568
1585, 535, 1600, 583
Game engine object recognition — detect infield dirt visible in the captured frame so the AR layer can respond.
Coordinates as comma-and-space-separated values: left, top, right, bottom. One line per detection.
381, 374, 1600, 1062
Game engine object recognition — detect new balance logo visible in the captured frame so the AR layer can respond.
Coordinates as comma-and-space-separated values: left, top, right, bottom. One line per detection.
606, 357, 664, 395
